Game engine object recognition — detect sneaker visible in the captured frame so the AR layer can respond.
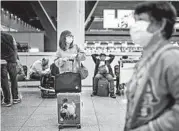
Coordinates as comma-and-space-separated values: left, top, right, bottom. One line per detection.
13, 98, 21, 104
110, 93, 116, 99
91, 92, 97, 97
116, 90, 121, 96
2, 102, 12, 107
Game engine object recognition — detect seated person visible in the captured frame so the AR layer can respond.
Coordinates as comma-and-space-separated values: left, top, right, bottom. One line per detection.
50, 58, 60, 76
91, 53, 116, 98
16, 59, 26, 81
29, 58, 50, 80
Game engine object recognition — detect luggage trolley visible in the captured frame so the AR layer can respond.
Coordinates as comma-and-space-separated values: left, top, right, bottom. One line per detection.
115, 56, 140, 96
114, 58, 125, 96
38, 75, 56, 98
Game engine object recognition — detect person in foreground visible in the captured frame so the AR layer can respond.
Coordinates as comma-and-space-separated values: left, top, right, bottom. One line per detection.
124, 2, 179, 131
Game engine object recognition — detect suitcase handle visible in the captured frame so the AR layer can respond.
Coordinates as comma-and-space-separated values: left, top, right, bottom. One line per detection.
63, 59, 75, 72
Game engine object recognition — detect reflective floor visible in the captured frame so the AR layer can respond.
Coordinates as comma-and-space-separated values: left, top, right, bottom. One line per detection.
1, 87, 127, 131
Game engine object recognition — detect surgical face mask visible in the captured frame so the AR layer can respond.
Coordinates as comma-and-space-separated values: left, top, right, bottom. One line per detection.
130, 21, 153, 47
66, 36, 73, 44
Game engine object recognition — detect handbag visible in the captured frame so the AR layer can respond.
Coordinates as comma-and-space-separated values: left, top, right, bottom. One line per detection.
78, 63, 88, 80
55, 59, 82, 93
55, 72, 81, 93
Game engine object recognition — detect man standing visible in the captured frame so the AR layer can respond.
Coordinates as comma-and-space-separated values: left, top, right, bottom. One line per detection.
1, 32, 21, 107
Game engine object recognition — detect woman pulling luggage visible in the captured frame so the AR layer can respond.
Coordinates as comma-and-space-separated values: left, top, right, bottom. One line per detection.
54, 30, 86, 129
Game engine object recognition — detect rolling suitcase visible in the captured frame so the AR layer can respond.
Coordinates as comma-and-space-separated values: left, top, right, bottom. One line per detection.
57, 93, 81, 129
97, 77, 109, 97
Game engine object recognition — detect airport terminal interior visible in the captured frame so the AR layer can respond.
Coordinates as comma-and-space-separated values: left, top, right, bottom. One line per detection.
1, 1, 179, 131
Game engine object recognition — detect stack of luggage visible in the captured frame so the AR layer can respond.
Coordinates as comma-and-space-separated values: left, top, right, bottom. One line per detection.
55, 60, 82, 129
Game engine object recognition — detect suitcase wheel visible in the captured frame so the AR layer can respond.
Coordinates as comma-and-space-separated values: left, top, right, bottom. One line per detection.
58, 124, 63, 129
77, 124, 81, 129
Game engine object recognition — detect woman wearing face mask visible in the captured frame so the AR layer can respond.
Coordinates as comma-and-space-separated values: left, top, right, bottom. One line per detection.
55, 30, 86, 74
124, 2, 179, 131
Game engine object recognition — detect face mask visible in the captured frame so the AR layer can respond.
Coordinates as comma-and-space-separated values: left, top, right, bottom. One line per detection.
130, 21, 153, 47
66, 37, 73, 44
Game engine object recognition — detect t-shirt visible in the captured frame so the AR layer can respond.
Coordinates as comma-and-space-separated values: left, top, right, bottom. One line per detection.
29, 60, 50, 75
55, 44, 86, 74
99, 61, 108, 73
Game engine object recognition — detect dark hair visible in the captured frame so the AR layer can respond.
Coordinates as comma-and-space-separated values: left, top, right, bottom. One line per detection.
59, 30, 74, 51
134, 1, 177, 40
100, 53, 106, 57
122, 55, 128, 59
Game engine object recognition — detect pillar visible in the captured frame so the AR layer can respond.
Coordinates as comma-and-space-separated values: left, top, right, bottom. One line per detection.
57, 0, 85, 49
31, 1, 57, 52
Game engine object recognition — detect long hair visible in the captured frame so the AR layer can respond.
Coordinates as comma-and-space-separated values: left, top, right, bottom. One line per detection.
59, 30, 74, 51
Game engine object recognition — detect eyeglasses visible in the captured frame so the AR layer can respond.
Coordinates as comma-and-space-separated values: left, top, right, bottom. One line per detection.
66, 35, 74, 38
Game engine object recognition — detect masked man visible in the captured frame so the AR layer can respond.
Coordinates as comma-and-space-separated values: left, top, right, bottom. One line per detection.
124, 2, 179, 131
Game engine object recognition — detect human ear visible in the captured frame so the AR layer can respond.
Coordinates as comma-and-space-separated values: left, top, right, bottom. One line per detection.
160, 18, 167, 37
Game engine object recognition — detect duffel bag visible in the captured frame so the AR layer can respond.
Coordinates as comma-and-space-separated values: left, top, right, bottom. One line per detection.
55, 72, 81, 93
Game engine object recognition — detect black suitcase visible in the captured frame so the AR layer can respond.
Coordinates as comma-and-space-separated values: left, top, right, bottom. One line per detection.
55, 59, 81, 93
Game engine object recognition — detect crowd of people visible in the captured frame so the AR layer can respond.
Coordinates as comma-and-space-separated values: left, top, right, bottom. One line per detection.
1, 1, 179, 131
0, 29, 87, 106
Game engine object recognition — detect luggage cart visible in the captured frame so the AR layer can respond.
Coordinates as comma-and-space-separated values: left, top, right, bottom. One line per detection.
39, 75, 56, 98
114, 59, 125, 96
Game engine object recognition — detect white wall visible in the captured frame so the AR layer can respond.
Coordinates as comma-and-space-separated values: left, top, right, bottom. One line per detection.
9, 32, 45, 52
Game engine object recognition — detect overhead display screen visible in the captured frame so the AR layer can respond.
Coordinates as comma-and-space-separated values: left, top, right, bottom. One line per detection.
103, 9, 135, 29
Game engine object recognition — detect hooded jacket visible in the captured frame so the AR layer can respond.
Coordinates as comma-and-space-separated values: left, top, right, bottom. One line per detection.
124, 43, 179, 131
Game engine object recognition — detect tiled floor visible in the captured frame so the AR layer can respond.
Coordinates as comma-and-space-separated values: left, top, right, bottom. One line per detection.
1, 87, 127, 131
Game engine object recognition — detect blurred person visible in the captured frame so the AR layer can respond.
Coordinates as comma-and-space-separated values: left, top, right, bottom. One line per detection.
1, 32, 21, 107
91, 53, 116, 98
16, 59, 26, 81
50, 57, 60, 76
124, 2, 179, 131
29, 58, 50, 80
55, 30, 86, 74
